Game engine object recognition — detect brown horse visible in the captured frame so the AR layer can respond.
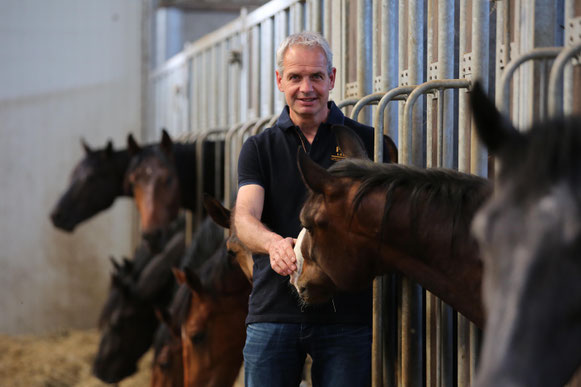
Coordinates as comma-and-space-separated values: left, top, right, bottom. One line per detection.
148, 197, 251, 387
470, 81, 581, 387
291, 125, 491, 328
173, 241, 251, 387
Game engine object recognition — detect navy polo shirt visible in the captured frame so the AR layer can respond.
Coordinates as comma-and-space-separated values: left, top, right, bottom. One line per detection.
238, 101, 390, 325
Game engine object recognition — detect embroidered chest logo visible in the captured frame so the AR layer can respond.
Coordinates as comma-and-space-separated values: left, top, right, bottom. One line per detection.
330, 146, 346, 161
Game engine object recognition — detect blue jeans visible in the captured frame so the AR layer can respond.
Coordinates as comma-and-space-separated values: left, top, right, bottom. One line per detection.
243, 323, 371, 387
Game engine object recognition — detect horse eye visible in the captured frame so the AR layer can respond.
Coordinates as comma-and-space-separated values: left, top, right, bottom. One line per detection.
191, 331, 207, 345
227, 249, 236, 257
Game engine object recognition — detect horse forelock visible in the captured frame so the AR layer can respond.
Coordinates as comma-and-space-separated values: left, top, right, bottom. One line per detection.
327, 159, 492, 243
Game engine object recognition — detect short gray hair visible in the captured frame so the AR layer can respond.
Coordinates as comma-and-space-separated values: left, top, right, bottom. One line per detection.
276, 31, 333, 76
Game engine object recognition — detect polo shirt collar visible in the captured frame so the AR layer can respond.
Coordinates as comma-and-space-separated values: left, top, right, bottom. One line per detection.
277, 101, 345, 131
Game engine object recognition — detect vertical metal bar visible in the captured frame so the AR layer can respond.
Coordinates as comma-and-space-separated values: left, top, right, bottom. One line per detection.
357, 0, 373, 124
273, 11, 287, 115
564, 0, 574, 115
381, 0, 399, 142
260, 18, 274, 117
458, 0, 469, 174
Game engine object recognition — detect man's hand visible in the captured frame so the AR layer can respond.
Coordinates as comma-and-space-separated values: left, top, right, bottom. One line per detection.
268, 237, 297, 276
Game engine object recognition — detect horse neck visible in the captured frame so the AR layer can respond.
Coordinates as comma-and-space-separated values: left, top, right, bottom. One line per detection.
357, 180, 490, 327
173, 143, 197, 211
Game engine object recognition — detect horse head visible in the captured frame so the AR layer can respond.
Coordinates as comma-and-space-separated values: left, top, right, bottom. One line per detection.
174, 251, 249, 387
125, 130, 181, 242
291, 125, 378, 304
93, 231, 184, 383
50, 139, 129, 231
470, 81, 581, 387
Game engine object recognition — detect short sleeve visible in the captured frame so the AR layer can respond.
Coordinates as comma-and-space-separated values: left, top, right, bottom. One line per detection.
238, 137, 265, 188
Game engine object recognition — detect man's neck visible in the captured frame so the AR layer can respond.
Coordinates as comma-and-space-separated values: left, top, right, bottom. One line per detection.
289, 109, 330, 143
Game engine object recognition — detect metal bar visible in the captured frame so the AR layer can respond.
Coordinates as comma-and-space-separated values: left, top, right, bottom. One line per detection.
224, 123, 244, 207
195, 128, 228, 227
548, 43, 581, 117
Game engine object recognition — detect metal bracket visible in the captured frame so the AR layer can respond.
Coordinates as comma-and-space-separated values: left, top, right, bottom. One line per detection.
400, 69, 410, 86
428, 62, 439, 81
344, 82, 359, 99
461, 53, 472, 78
373, 76, 383, 92
566, 16, 581, 65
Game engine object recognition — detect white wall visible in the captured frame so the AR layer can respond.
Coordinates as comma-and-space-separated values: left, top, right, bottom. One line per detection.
0, 0, 143, 334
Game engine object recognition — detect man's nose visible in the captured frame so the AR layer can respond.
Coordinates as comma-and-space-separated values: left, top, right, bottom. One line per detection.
299, 78, 313, 93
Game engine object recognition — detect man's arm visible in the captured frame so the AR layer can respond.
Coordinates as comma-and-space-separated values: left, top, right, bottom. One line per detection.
234, 184, 297, 276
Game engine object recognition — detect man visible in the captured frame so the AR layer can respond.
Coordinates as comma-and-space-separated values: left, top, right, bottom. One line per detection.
235, 31, 390, 387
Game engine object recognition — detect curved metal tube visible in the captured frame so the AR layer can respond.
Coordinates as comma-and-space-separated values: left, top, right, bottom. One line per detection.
373, 85, 417, 162
350, 92, 386, 121
548, 43, 581, 117
402, 79, 470, 165
498, 46, 562, 115
252, 115, 275, 135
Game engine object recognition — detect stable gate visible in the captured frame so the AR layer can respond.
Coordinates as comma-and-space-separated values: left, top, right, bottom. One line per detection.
149, 1, 581, 386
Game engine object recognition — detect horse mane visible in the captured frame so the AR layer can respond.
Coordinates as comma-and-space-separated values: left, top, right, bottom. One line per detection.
498, 116, 581, 199
327, 159, 493, 243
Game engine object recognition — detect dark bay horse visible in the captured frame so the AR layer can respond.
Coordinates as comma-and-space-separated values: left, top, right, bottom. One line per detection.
125, 129, 224, 240
470, 81, 581, 387
50, 139, 137, 231
93, 227, 185, 383
291, 125, 491, 328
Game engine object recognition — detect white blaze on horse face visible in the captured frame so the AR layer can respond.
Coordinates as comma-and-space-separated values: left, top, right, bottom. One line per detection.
290, 228, 306, 291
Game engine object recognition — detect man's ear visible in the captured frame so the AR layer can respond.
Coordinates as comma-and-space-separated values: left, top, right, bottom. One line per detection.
328, 67, 336, 90
276, 70, 284, 92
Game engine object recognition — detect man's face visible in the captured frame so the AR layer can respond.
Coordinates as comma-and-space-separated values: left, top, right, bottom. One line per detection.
276, 45, 336, 123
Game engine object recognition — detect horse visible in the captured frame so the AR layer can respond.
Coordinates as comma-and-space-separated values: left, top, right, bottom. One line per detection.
173, 241, 251, 387
149, 195, 251, 387
93, 226, 185, 383
125, 129, 224, 241
470, 81, 581, 387
50, 139, 136, 231
290, 125, 491, 328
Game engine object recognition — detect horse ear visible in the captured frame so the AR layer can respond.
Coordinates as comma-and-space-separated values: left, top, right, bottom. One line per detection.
160, 129, 174, 156
203, 193, 231, 229
297, 148, 338, 195
182, 267, 204, 295
154, 307, 172, 326
110, 256, 121, 272
172, 267, 187, 285
127, 133, 141, 156
105, 140, 113, 156
470, 80, 523, 155
81, 138, 93, 155
331, 124, 370, 160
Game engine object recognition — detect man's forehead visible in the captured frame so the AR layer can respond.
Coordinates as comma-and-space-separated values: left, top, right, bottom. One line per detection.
282, 46, 328, 71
